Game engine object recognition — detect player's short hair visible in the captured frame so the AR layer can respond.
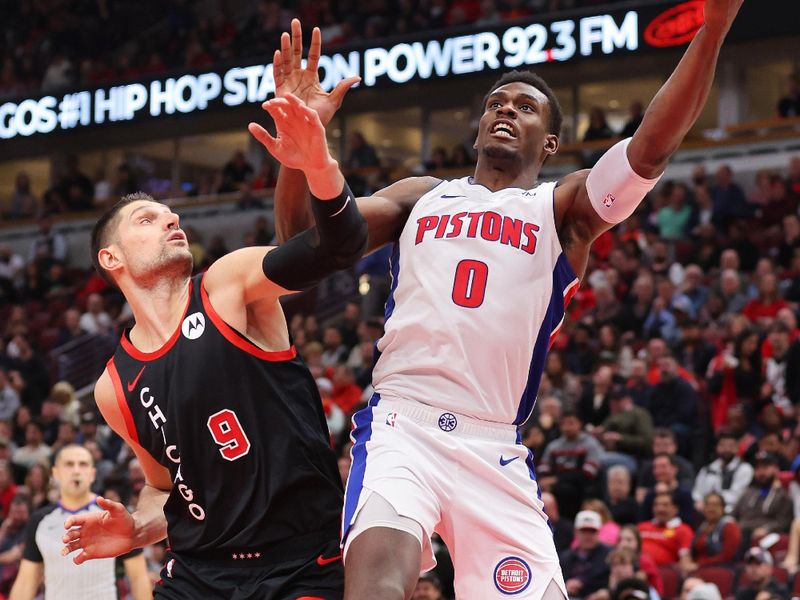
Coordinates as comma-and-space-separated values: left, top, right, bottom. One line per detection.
483, 70, 563, 137
90, 192, 156, 287
54, 443, 94, 467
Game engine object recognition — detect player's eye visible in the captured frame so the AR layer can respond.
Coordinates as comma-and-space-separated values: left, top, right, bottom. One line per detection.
489, 101, 501, 109
520, 104, 534, 112
139, 217, 152, 224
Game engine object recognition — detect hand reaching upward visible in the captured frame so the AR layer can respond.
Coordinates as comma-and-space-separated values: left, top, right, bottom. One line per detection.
249, 94, 344, 198
273, 18, 360, 125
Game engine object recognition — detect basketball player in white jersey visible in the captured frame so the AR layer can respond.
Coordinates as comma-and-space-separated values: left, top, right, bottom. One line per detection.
254, 3, 745, 597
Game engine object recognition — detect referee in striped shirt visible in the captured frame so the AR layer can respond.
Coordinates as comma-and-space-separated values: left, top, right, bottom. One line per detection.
9, 444, 151, 600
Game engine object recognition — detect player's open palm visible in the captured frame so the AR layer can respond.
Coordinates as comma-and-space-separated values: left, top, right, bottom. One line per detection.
704, 0, 744, 37
249, 94, 333, 172
273, 18, 359, 125
61, 496, 135, 564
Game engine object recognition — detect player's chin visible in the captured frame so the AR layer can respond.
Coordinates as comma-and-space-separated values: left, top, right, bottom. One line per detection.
482, 143, 519, 161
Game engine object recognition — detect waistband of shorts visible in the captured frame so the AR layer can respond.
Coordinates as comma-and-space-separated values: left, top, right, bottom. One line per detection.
376, 396, 518, 441
170, 527, 340, 566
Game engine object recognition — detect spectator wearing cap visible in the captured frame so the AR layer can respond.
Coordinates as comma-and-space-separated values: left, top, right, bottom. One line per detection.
596, 386, 653, 473
684, 492, 741, 574
561, 510, 611, 598
734, 548, 789, 600
640, 454, 696, 525
692, 431, 754, 511
539, 411, 605, 520
413, 572, 443, 600
612, 577, 649, 600
686, 583, 723, 600
638, 491, 694, 567
733, 451, 793, 545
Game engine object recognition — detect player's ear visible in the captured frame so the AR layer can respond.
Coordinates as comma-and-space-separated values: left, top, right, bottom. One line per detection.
543, 133, 559, 158
98, 245, 123, 277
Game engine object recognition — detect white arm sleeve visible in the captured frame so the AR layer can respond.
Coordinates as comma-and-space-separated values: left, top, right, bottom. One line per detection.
585, 137, 662, 224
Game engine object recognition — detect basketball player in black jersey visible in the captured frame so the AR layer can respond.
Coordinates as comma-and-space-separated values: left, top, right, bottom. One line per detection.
59, 82, 367, 598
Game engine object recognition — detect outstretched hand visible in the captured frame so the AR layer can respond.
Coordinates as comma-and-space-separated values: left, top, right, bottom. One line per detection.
61, 496, 136, 565
273, 18, 359, 125
703, 0, 744, 38
249, 94, 335, 174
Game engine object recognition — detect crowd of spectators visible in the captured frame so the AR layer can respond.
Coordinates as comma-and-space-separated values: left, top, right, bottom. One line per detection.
0, 147, 799, 597
1, 0, 638, 100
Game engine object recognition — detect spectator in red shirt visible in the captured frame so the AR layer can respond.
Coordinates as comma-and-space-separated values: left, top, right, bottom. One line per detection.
742, 273, 787, 326
0, 459, 16, 519
638, 491, 694, 567
684, 492, 741, 574
330, 365, 363, 415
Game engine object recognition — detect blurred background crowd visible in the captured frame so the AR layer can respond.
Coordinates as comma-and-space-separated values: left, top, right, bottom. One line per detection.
1, 0, 800, 599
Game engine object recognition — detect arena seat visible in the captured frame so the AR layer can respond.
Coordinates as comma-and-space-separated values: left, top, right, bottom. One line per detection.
658, 566, 682, 600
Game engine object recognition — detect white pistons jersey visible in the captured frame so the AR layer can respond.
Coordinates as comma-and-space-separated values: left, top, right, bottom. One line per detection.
372, 177, 580, 425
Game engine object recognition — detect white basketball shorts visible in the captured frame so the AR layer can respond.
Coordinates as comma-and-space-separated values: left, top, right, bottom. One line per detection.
342, 394, 567, 599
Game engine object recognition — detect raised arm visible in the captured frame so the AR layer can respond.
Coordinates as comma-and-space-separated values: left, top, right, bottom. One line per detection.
555, 0, 744, 277
270, 19, 359, 242
62, 370, 170, 564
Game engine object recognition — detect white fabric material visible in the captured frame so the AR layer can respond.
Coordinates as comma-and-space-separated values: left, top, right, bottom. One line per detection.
344, 398, 567, 599
372, 177, 576, 424
585, 137, 661, 224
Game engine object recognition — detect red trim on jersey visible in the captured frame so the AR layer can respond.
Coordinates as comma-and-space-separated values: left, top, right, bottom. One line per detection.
548, 277, 581, 348
199, 274, 297, 362
106, 358, 140, 445
119, 280, 193, 362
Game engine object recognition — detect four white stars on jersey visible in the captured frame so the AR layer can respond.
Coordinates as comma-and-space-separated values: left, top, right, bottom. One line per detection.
232, 552, 261, 559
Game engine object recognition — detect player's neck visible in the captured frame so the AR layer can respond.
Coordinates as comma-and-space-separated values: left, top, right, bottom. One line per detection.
125, 276, 191, 352
60, 492, 96, 512
472, 161, 539, 192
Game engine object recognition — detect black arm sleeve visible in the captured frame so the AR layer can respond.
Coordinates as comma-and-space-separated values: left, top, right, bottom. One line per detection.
262, 181, 368, 291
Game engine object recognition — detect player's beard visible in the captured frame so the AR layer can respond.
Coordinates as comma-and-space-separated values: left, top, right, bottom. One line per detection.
135, 244, 193, 289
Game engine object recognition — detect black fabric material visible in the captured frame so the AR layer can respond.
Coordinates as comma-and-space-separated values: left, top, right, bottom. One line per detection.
263, 182, 367, 291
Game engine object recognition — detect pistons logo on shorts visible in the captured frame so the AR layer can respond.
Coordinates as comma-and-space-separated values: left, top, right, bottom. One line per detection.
438, 413, 457, 432
494, 556, 531, 595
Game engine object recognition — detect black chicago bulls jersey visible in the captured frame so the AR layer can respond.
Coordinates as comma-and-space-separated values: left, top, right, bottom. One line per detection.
106, 273, 342, 560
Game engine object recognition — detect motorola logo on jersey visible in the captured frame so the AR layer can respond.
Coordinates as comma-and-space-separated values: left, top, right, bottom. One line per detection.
494, 556, 532, 595
181, 312, 206, 340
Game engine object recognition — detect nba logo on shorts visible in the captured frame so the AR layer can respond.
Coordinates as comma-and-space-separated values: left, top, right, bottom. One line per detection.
494, 556, 531, 595
386, 411, 398, 427
603, 193, 616, 208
